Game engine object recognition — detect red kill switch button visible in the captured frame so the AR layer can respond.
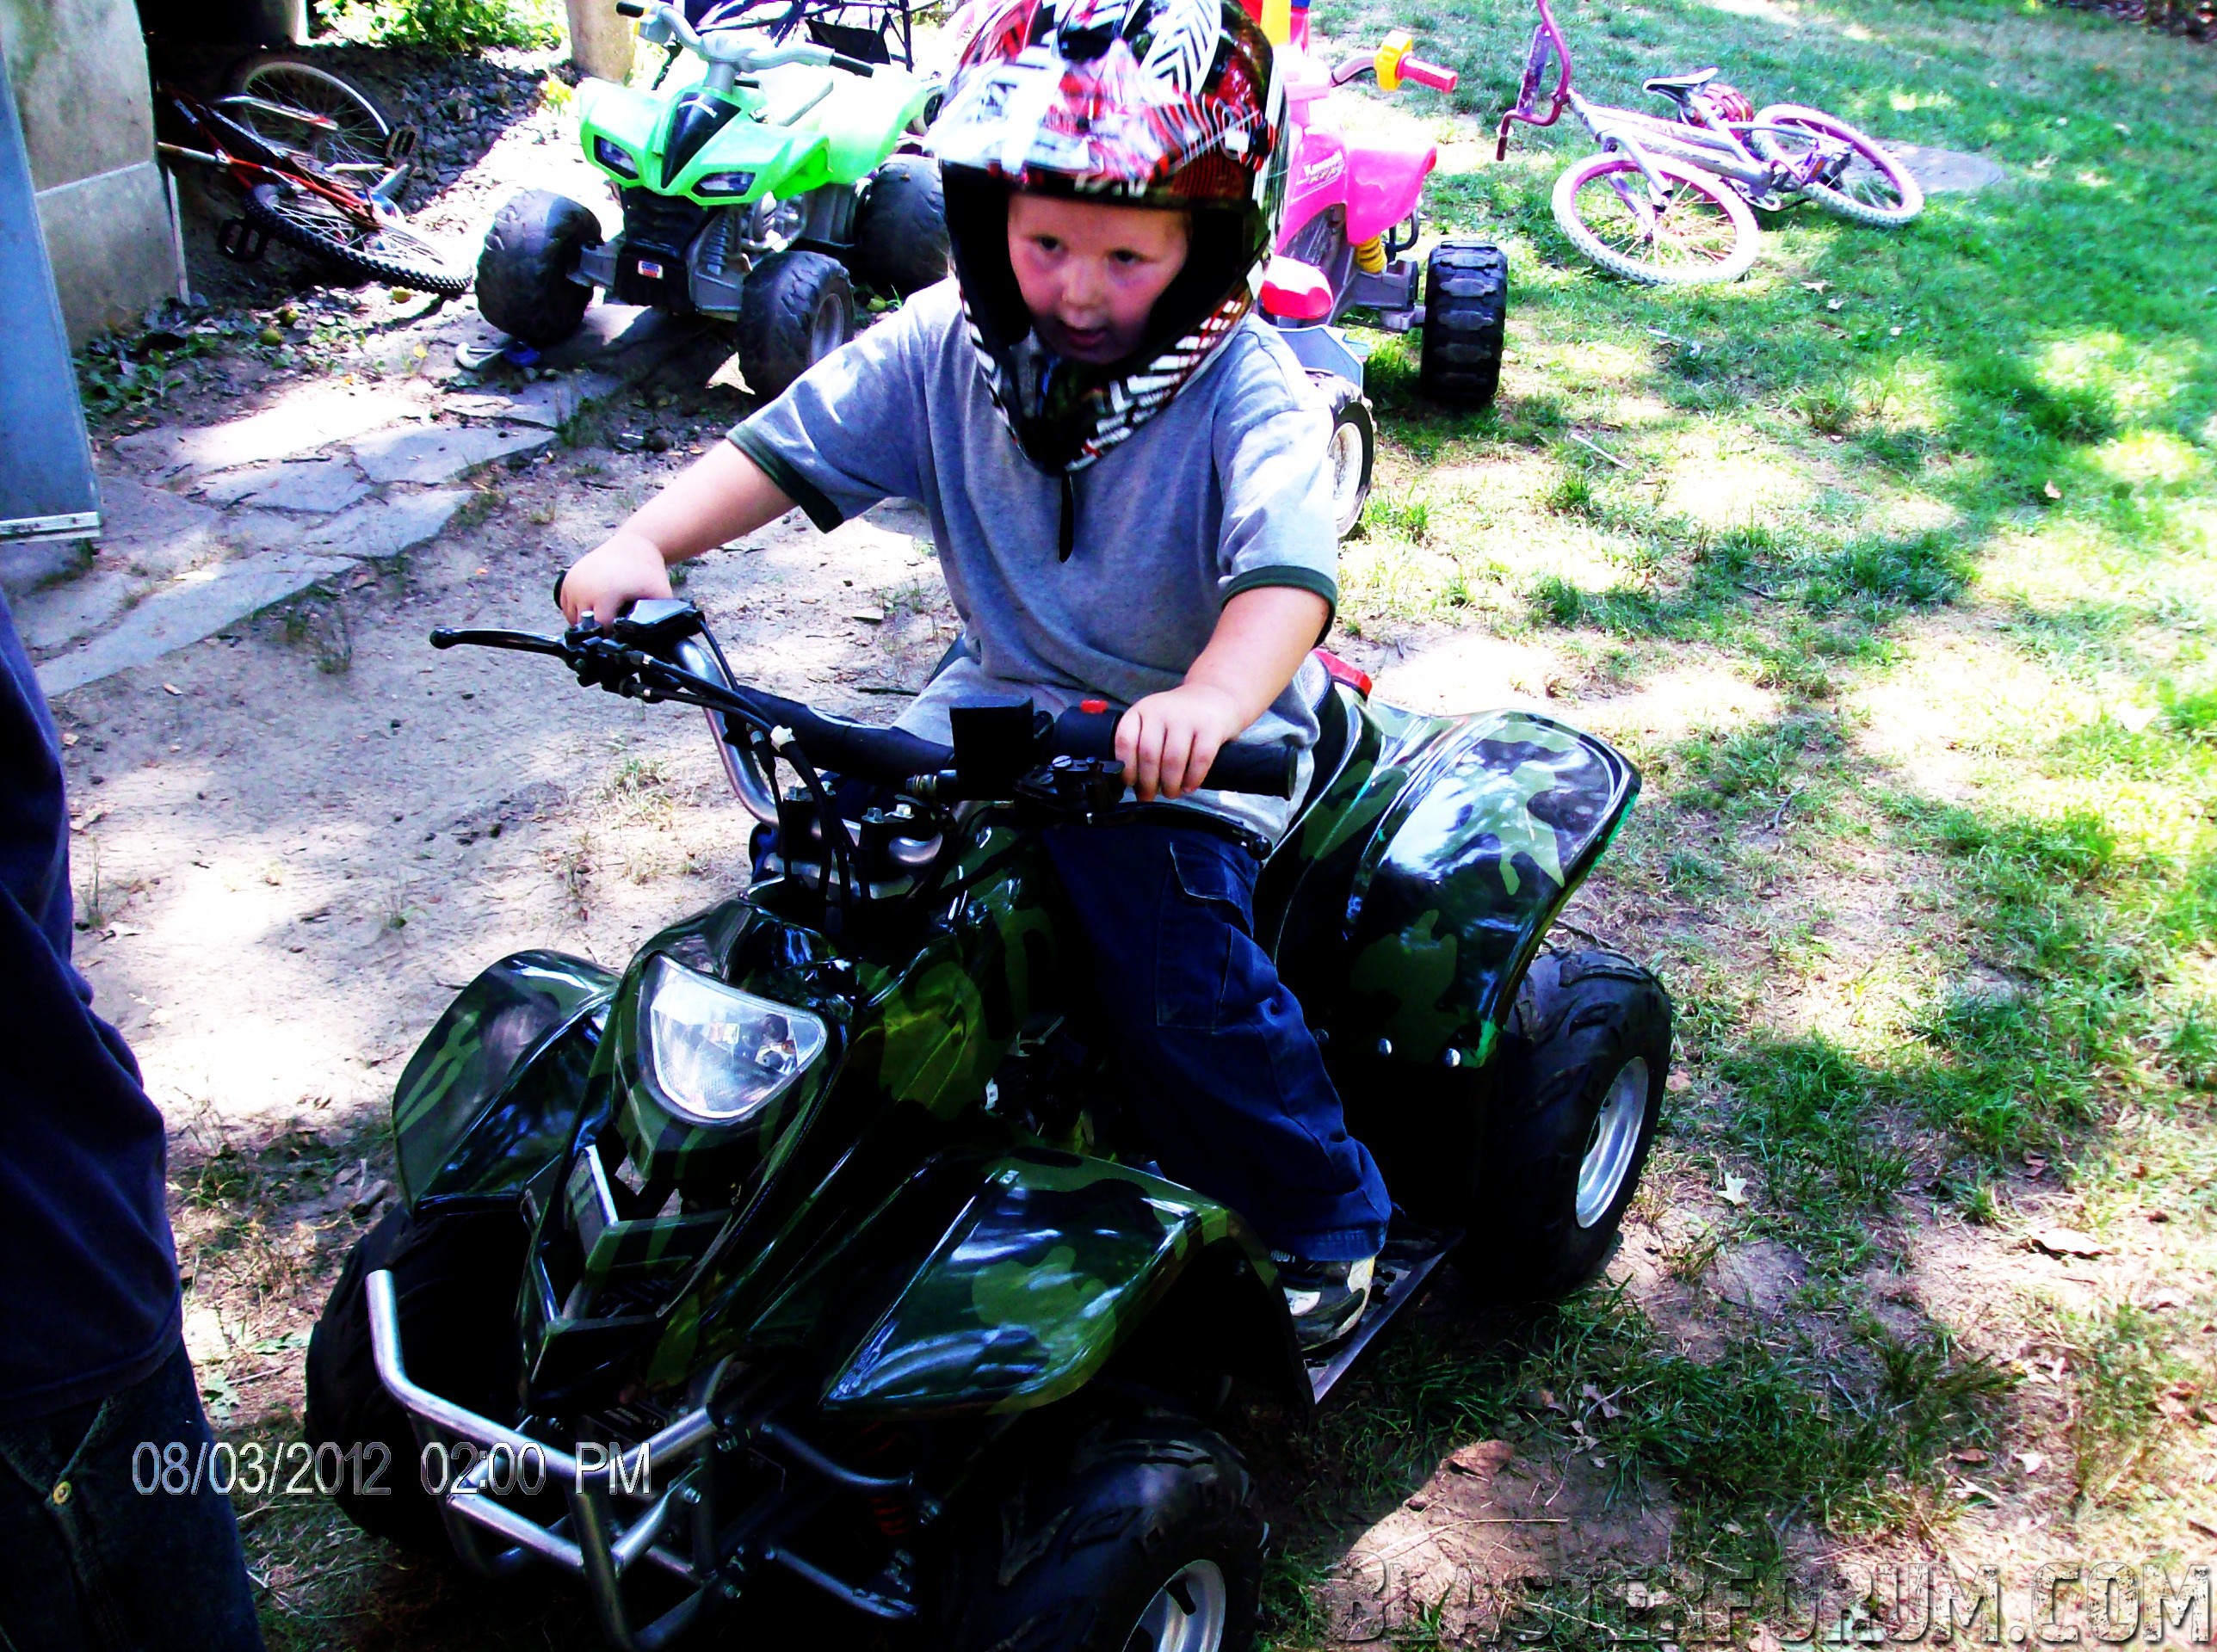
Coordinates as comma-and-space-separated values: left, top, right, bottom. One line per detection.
1079, 699, 1109, 714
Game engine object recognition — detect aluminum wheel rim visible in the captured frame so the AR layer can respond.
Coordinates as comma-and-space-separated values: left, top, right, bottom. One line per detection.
1576, 1057, 1648, 1228
232, 65, 390, 171
1328, 420, 1365, 535
1127, 1558, 1227, 1652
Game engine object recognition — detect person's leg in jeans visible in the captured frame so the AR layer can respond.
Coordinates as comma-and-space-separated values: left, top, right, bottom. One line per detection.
0, 1340, 263, 1652
1041, 819, 1391, 1262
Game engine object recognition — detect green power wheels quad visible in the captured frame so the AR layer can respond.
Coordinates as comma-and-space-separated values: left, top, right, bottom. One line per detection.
304, 601, 1671, 1651
477, 0, 948, 399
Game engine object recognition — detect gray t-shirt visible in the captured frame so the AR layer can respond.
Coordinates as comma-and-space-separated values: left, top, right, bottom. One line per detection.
729, 278, 1337, 841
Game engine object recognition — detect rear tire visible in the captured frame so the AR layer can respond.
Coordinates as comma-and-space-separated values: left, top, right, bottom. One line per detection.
1551, 152, 1759, 285
941, 1412, 1264, 1652
477, 189, 602, 347
852, 155, 950, 298
738, 250, 856, 400
1748, 104, 1924, 227
1463, 947, 1671, 1300
1417, 240, 1505, 410
304, 1203, 528, 1552
223, 52, 397, 182
1312, 372, 1374, 539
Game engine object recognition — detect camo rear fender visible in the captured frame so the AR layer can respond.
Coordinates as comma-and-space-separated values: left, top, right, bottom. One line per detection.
816, 1151, 1299, 1418
392, 950, 616, 1210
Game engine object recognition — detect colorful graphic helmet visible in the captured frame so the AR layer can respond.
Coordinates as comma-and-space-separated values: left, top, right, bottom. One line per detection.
1692, 81, 1754, 125
928, 0, 1288, 472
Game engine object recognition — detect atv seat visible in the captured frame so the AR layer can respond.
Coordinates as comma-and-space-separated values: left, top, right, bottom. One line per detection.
1642, 67, 1719, 99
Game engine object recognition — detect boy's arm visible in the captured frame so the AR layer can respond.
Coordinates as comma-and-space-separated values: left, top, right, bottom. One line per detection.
559, 445, 794, 625
1117, 585, 1330, 802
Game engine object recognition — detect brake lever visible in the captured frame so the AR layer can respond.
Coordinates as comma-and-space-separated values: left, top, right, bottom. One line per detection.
429, 626, 575, 657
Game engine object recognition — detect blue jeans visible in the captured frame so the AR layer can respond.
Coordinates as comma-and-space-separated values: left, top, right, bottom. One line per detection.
1044, 819, 1392, 1261
0, 1340, 262, 1652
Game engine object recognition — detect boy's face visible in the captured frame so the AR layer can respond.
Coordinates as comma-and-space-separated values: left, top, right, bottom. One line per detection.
1005, 193, 1189, 365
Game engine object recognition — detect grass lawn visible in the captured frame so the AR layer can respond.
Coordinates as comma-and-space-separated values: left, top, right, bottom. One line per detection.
1250, 0, 2217, 1638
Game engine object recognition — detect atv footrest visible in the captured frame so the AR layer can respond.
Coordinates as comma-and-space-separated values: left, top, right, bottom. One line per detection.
1305, 1218, 1460, 1404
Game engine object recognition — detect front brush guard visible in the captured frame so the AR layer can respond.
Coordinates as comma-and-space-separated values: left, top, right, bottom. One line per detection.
365, 1270, 917, 1644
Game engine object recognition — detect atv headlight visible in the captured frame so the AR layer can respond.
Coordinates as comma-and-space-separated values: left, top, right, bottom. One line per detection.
593, 136, 640, 178
695, 170, 756, 197
639, 954, 826, 1126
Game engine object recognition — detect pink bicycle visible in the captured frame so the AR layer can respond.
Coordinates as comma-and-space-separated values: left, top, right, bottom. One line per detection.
1495, 0, 1922, 284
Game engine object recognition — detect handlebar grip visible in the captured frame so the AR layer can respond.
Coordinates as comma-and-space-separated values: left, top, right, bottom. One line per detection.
1050, 707, 1298, 798
615, 2, 645, 15
1402, 56, 1458, 92
829, 52, 876, 75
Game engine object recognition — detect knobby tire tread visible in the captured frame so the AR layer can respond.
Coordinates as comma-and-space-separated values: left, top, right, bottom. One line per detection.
244, 183, 472, 297
1551, 154, 1759, 286
1748, 103, 1924, 228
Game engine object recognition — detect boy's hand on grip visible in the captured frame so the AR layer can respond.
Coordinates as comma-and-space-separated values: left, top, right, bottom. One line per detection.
559, 534, 670, 627
1117, 683, 1248, 802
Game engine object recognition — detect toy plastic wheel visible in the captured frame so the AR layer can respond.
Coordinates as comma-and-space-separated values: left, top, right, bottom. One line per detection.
942, 1413, 1263, 1652
1463, 947, 1672, 1299
304, 1203, 528, 1550
1748, 104, 1924, 227
738, 250, 856, 400
1417, 240, 1505, 410
224, 52, 397, 181
1551, 152, 1758, 285
243, 180, 472, 296
477, 189, 603, 346
853, 154, 951, 298
1312, 372, 1374, 539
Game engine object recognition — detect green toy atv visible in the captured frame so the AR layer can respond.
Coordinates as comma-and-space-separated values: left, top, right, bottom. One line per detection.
304, 601, 1672, 1651
476, 0, 948, 399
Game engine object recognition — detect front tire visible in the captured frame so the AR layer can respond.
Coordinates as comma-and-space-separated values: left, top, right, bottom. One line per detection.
1464, 947, 1671, 1299
852, 155, 950, 298
1313, 372, 1374, 539
244, 181, 472, 296
304, 1203, 528, 1551
223, 52, 396, 181
477, 189, 602, 347
1417, 240, 1506, 410
942, 1414, 1264, 1652
1551, 152, 1759, 285
738, 250, 856, 401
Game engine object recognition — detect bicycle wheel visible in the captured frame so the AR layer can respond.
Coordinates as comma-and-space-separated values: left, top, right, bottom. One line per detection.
224, 53, 398, 186
1748, 104, 1923, 227
243, 181, 471, 296
1551, 152, 1759, 285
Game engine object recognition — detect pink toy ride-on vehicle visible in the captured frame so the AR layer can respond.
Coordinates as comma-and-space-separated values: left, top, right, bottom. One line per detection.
1256, 0, 1507, 537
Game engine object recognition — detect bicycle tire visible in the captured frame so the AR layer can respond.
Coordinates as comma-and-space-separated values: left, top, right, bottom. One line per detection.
1551, 151, 1759, 285
243, 182, 472, 297
1747, 104, 1923, 227
224, 53, 398, 184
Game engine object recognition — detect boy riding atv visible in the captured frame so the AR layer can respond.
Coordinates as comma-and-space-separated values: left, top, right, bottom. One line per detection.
561, 0, 1392, 1347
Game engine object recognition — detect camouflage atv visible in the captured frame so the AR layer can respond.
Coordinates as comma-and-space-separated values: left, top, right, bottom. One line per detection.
304, 599, 1670, 1651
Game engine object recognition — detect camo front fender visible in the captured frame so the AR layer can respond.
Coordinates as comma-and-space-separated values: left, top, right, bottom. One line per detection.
392, 951, 616, 1210
818, 1153, 1286, 1417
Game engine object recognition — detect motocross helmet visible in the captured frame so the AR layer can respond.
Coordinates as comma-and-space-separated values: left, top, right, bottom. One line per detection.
927, 0, 1288, 474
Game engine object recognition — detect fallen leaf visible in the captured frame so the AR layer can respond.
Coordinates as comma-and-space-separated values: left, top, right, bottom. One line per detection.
1535, 1387, 1565, 1414
1952, 1447, 1990, 1464
2115, 704, 2158, 733
1825, 298, 1845, 311
2189, 1516, 2217, 1540
2043, 480, 2063, 499
162, 682, 183, 696
2029, 1226, 2106, 1258
2022, 1152, 2048, 1174
1800, 280, 1830, 293
1720, 1173, 1751, 1206
849, 609, 886, 625
1666, 1070, 1692, 1092
61, 731, 78, 747
69, 807, 108, 834
2015, 1450, 2046, 1475
1580, 1383, 1623, 1421
2146, 1287, 2187, 1310
1448, 1439, 1515, 1477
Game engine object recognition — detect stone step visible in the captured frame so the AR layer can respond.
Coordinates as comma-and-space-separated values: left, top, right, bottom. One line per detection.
112, 387, 418, 480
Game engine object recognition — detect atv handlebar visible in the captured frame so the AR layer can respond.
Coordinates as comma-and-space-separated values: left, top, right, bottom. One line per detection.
432, 603, 1295, 801
617, 0, 874, 74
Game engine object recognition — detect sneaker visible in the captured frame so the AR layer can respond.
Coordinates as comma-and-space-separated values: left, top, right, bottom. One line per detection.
1274, 1252, 1377, 1352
